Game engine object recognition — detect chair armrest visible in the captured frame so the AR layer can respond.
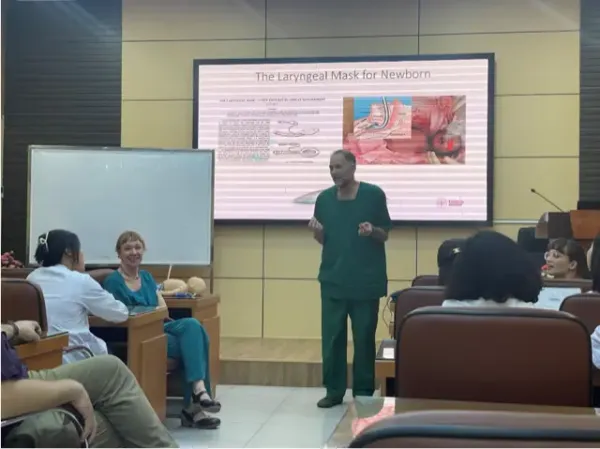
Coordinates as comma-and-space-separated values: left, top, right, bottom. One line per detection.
1, 405, 88, 447
63, 346, 94, 359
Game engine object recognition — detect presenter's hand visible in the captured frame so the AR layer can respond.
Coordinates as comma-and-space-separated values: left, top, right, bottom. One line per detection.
308, 217, 323, 232
358, 222, 373, 237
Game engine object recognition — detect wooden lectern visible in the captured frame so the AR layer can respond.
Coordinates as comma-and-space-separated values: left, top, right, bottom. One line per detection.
536, 209, 600, 245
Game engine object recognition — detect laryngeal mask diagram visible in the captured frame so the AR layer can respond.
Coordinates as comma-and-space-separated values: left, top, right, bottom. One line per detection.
271, 120, 320, 158
353, 97, 412, 139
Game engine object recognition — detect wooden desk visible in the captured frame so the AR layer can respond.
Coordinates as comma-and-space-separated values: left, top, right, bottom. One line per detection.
327, 396, 599, 448
165, 295, 221, 394
15, 333, 69, 371
90, 309, 168, 420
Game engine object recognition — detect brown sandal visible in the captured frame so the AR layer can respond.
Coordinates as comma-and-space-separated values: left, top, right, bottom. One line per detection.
192, 390, 221, 413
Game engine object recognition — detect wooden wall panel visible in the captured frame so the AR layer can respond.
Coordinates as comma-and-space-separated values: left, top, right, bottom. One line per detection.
580, 0, 600, 202
2, 0, 122, 258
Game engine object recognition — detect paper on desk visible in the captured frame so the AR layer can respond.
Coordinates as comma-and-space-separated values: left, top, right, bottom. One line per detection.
383, 397, 396, 406
536, 287, 581, 310
382, 347, 394, 360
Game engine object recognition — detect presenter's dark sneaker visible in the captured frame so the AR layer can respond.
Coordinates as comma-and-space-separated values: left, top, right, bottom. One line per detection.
317, 396, 344, 408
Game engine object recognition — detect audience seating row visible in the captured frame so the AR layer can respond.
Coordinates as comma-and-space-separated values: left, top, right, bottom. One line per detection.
1, 270, 222, 421
366, 291, 600, 447
411, 273, 594, 291
392, 285, 600, 336
379, 277, 600, 408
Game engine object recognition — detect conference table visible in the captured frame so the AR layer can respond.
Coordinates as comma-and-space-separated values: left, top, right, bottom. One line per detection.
326, 396, 599, 448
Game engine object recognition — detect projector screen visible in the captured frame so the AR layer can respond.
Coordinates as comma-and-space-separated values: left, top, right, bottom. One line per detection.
193, 54, 494, 224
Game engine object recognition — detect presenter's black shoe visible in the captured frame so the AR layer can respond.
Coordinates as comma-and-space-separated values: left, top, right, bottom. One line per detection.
317, 396, 344, 408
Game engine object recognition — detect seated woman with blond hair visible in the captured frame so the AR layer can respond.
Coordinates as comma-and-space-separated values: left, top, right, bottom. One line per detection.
442, 230, 541, 308
103, 231, 220, 430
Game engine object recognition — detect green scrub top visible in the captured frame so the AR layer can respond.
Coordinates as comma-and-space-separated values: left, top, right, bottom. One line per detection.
314, 181, 392, 300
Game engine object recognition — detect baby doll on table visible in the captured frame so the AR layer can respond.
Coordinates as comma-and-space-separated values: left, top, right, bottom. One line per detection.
160, 276, 208, 297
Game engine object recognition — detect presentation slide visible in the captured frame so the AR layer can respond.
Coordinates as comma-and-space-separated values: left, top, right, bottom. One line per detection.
194, 54, 494, 223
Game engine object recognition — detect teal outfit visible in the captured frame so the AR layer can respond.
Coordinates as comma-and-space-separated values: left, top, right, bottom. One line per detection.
103, 271, 211, 405
314, 182, 392, 399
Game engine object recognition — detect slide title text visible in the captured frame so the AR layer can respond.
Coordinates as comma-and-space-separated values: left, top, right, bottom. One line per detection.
255, 69, 432, 83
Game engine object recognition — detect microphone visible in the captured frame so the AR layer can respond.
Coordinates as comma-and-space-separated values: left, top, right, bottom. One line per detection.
530, 188, 565, 212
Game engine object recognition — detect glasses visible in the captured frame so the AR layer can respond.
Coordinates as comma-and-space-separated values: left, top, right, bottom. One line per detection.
544, 250, 566, 261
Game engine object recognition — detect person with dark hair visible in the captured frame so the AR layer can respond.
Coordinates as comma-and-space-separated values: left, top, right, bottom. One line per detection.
443, 230, 541, 308
437, 238, 465, 286
308, 149, 392, 408
588, 234, 600, 293
1, 320, 178, 447
26, 230, 129, 363
544, 238, 591, 280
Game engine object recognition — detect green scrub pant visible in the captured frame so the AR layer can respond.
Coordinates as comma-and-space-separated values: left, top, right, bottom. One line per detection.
321, 294, 379, 399
165, 317, 212, 406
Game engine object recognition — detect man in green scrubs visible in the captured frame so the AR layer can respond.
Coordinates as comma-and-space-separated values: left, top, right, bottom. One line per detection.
309, 149, 391, 408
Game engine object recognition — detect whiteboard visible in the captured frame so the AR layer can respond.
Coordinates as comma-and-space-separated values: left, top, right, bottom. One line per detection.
28, 146, 214, 265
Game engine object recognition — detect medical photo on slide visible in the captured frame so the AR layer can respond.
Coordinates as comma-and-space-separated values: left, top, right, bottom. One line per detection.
342, 96, 466, 165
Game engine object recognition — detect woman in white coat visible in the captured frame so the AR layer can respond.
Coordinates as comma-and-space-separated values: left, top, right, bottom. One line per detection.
442, 230, 542, 309
27, 229, 129, 363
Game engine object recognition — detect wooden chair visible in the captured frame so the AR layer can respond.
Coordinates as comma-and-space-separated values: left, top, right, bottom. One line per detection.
1, 405, 88, 448
411, 275, 439, 287
560, 293, 600, 392
396, 307, 592, 406
349, 410, 600, 447
389, 286, 445, 337
1, 279, 47, 331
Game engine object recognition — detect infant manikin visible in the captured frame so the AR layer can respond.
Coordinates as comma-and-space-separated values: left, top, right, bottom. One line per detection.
160, 276, 208, 297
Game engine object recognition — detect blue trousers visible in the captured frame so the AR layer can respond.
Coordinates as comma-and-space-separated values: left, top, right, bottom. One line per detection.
164, 317, 211, 406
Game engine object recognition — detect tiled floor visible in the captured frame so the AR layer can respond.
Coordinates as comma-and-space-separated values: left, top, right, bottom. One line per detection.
166, 386, 350, 448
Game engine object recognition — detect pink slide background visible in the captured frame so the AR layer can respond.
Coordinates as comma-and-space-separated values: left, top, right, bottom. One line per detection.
195, 58, 491, 222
